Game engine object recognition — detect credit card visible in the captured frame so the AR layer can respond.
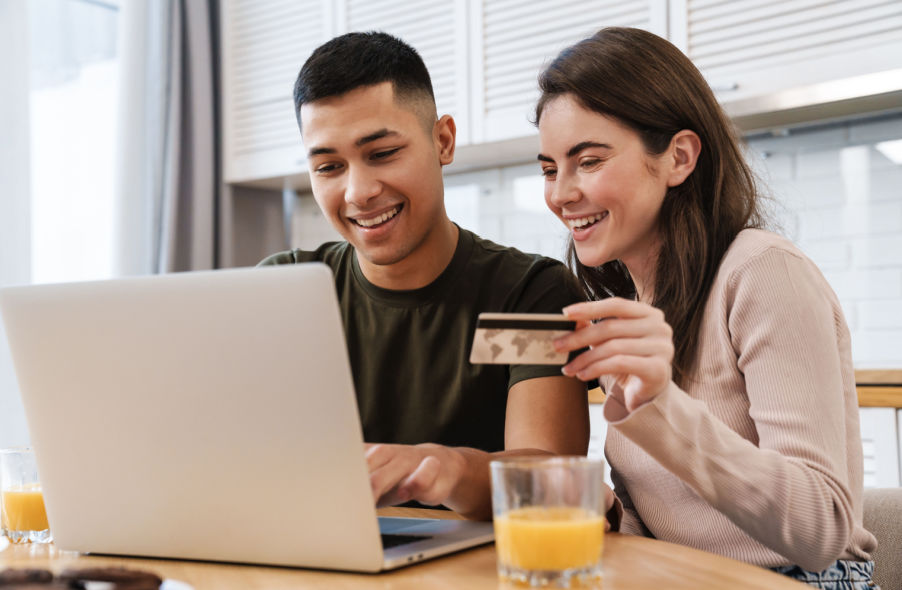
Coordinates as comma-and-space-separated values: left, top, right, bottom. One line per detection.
469, 313, 576, 365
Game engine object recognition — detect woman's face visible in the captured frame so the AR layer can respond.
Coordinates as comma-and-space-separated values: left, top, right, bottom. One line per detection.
538, 95, 671, 273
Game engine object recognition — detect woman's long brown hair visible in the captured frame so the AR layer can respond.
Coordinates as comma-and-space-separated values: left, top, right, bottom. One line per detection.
535, 27, 765, 386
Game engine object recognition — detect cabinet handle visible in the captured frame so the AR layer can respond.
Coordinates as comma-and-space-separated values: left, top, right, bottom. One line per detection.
710, 82, 739, 92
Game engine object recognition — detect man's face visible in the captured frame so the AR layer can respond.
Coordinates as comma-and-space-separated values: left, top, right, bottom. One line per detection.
300, 82, 455, 272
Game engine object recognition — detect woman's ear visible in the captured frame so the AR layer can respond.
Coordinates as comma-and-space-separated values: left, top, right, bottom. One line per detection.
666, 129, 701, 187
435, 114, 456, 166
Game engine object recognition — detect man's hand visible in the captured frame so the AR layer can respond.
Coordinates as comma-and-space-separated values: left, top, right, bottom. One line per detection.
365, 443, 467, 509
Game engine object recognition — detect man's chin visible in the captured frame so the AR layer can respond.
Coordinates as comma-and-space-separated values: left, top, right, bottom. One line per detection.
352, 242, 411, 268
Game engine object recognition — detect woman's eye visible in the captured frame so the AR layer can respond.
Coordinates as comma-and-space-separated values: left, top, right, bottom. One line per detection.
579, 158, 602, 169
372, 148, 401, 160
541, 168, 557, 178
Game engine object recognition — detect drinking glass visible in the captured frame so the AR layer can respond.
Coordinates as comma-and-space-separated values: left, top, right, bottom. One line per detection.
490, 456, 605, 588
0, 446, 52, 544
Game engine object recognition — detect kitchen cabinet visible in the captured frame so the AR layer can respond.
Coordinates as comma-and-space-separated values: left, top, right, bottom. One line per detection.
670, 0, 902, 129
469, 0, 665, 144
859, 407, 901, 488
588, 408, 902, 488
221, 0, 902, 187
220, 0, 665, 187
221, 0, 329, 185
588, 370, 902, 489
221, 0, 469, 186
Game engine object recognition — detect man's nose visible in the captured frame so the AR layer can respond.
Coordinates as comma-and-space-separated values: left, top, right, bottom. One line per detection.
344, 166, 381, 207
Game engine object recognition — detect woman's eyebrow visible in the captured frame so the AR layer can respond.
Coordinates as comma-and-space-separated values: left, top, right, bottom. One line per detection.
567, 141, 611, 157
537, 141, 613, 163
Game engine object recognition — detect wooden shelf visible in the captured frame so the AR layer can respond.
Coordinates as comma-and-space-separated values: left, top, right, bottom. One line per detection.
587, 370, 902, 408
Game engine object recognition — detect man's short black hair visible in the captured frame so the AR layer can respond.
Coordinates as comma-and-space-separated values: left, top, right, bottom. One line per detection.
293, 31, 436, 129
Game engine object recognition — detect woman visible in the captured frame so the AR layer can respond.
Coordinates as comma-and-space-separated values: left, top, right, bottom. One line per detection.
538, 27, 878, 589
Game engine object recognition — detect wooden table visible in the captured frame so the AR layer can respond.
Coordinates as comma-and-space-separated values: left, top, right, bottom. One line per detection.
1, 508, 806, 589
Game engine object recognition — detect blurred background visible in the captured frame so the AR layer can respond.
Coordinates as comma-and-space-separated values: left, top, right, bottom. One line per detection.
1, 0, 901, 478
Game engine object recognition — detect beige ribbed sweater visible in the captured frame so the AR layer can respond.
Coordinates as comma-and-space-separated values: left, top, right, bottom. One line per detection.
603, 229, 877, 572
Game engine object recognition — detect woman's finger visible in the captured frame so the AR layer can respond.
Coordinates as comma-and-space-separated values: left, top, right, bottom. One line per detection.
556, 314, 671, 353
562, 336, 673, 376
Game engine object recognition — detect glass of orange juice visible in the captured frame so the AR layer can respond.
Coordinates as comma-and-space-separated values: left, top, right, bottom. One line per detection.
0, 446, 52, 544
490, 456, 605, 588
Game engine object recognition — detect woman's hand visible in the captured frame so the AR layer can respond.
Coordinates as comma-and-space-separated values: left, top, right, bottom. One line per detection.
556, 297, 674, 412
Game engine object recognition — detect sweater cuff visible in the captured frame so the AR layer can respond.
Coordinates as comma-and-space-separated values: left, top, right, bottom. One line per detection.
606, 495, 624, 532
602, 380, 678, 424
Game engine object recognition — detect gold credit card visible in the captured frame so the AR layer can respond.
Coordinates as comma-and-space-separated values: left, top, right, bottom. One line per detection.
469, 313, 576, 365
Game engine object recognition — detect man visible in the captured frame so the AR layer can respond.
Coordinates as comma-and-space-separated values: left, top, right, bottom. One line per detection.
260, 32, 588, 520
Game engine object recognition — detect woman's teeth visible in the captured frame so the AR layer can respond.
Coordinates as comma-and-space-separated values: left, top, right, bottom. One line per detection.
355, 206, 400, 227
567, 212, 606, 230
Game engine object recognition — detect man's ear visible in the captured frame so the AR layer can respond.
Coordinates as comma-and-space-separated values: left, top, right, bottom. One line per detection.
666, 129, 701, 187
434, 114, 456, 166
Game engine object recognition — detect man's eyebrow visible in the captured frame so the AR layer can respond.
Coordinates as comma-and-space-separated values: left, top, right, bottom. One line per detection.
356, 128, 399, 146
308, 146, 336, 157
307, 129, 400, 158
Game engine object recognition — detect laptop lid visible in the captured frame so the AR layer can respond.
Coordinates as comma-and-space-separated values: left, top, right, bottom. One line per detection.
0, 265, 490, 571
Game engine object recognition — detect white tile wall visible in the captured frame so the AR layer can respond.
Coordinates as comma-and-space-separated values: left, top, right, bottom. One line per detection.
747, 115, 902, 368
290, 117, 902, 370
289, 115, 902, 471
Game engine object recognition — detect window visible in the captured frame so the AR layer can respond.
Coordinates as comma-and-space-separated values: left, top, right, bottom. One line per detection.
0, 0, 120, 446
29, 0, 120, 283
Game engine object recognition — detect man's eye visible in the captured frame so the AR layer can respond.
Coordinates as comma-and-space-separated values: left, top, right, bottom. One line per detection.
314, 163, 340, 174
372, 148, 400, 160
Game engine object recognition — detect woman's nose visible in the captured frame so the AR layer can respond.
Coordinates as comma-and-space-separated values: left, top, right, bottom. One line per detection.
547, 173, 580, 209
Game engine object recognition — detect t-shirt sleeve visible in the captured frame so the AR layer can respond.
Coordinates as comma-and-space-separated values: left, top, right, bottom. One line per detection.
605, 246, 858, 572
507, 261, 586, 389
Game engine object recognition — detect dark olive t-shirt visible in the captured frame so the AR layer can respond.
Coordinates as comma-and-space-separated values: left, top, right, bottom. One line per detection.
259, 228, 584, 453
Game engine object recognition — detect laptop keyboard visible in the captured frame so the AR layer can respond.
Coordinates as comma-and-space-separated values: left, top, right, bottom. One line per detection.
381, 533, 432, 549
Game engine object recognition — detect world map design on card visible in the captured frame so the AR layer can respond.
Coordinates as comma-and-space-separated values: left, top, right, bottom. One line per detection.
469, 313, 576, 365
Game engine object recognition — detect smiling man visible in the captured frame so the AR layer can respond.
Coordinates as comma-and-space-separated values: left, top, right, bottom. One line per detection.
259, 32, 588, 520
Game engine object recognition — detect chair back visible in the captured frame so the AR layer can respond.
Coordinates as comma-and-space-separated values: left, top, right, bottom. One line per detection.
863, 487, 902, 590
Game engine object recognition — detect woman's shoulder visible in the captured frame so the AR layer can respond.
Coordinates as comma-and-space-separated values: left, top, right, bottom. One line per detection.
716, 229, 837, 307
719, 228, 807, 275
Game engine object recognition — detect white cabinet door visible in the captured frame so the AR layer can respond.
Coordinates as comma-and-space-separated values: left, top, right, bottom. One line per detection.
676, 0, 902, 105
337, 0, 470, 145
859, 407, 900, 488
471, 0, 664, 144
221, 0, 331, 184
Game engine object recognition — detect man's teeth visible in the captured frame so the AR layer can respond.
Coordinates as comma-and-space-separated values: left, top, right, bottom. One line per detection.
355, 207, 399, 227
567, 213, 605, 230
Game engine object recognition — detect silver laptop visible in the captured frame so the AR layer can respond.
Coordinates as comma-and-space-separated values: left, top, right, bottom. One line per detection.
0, 264, 493, 572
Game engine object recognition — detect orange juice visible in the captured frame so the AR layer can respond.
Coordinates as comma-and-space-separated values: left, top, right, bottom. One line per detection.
1, 485, 49, 532
494, 506, 604, 571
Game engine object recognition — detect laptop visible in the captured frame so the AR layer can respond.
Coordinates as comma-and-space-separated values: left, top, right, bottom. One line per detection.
0, 264, 493, 572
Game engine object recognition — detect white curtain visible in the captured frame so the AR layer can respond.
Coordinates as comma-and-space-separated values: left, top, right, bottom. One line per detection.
0, 0, 32, 447
114, 0, 218, 275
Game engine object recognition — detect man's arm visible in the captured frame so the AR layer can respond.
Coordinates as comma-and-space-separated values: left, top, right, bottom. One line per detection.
367, 375, 589, 520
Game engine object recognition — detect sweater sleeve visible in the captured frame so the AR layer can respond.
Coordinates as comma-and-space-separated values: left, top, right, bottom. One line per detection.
605, 246, 855, 572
